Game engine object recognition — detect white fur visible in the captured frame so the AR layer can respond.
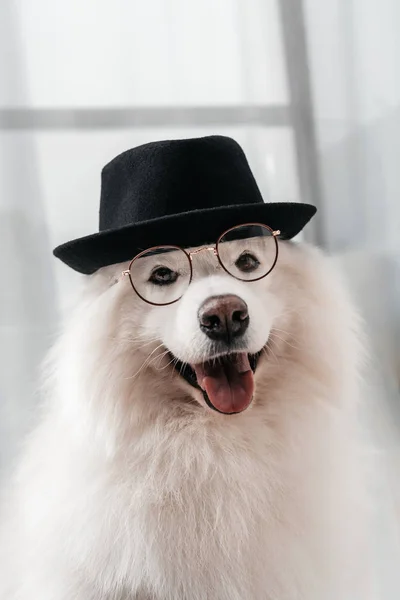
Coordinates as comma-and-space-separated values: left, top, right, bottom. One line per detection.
0, 241, 372, 599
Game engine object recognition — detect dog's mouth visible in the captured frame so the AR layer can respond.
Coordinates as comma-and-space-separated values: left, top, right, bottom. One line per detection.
172, 352, 261, 415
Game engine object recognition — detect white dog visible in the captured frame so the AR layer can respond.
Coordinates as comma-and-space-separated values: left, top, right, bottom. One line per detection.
0, 233, 372, 599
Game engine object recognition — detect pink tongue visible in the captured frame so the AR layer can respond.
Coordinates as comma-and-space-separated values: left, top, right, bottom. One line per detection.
193, 353, 254, 414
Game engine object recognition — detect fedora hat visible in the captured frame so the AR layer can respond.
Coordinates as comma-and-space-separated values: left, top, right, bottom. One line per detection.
53, 135, 316, 274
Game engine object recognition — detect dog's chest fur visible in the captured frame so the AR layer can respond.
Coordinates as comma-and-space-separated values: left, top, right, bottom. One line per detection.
63, 410, 350, 600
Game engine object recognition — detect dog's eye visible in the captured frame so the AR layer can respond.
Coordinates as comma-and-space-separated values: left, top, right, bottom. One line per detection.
149, 266, 179, 285
235, 252, 260, 273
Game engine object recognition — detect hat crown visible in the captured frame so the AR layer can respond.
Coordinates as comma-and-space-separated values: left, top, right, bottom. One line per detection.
99, 135, 264, 231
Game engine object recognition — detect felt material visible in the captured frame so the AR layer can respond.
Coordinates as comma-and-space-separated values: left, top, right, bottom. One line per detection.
53, 135, 317, 274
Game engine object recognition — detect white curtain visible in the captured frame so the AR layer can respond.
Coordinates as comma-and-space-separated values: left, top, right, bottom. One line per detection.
305, 1, 400, 596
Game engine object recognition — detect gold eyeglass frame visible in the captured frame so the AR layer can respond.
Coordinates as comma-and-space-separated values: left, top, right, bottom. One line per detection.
121, 222, 281, 306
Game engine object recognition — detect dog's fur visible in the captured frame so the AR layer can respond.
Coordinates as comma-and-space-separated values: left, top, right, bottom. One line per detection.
0, 240, 371, 599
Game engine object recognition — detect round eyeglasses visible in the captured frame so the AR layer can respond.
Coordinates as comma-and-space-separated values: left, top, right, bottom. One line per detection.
121, 223, 280, 306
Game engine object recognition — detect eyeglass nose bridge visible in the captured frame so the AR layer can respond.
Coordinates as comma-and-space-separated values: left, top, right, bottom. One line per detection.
187, 246, 217, 261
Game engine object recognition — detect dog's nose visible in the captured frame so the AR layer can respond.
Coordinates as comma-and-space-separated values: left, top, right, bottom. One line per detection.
198, 294, 249, 343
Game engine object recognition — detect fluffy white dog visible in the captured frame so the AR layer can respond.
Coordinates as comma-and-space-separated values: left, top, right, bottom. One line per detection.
0, 238, 371, 599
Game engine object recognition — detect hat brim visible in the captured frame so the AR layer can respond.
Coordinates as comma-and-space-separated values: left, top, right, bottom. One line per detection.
53, 202, 316, 274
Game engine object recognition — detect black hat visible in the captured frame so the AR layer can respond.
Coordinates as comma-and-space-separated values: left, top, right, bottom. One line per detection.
53, 135, 316, 274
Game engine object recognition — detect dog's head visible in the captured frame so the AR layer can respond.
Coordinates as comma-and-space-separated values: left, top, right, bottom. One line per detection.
61, 237, 361, 426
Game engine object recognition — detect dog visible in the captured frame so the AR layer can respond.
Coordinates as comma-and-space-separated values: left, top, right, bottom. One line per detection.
0, 235, 371, 599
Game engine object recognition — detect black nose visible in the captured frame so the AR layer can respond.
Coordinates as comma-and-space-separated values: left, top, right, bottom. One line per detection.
198, 294, 249, 344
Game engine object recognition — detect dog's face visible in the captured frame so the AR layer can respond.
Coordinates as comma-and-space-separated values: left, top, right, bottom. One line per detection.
91, 237, 282, 416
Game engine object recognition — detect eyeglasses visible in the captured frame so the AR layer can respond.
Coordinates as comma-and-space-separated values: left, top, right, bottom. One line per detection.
121, 223, 280, 306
